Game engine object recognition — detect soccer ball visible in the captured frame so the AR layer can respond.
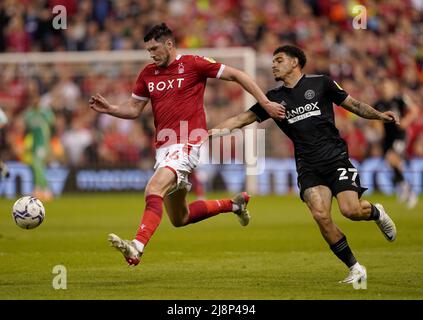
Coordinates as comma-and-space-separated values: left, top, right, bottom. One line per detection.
12, 196, 45, 229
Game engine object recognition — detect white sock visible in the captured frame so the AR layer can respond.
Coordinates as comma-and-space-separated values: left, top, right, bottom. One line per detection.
132, 239, 145, 253
350, 262, 360, 270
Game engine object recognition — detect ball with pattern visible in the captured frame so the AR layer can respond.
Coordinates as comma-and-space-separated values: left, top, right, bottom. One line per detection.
12, 196, 45, 229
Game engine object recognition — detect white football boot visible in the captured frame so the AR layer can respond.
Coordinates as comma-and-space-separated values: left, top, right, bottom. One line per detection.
340, 263, 367, 285
231, 192, 251, 226
108, 233, 142, 266
374, 203, 397, 242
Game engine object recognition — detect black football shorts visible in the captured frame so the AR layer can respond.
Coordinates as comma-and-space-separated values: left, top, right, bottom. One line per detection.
297, 158, 367, 201
383, 137, 406, 155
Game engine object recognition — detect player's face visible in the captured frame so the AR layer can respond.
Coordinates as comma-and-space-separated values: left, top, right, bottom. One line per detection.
381, 80, 396, 99
272, 53, 297, 81
145, 39, 171, 67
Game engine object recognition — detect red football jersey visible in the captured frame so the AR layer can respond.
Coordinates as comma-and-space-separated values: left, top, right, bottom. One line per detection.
132, 54, 225, 148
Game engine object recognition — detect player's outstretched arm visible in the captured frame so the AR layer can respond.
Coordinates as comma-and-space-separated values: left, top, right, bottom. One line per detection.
219, 66, 285, 121
89, 94, 148, 119
208, 110, 257, 139
340, 95, 400, 124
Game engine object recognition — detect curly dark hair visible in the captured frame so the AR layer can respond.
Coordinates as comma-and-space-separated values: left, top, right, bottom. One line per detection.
273, 45, 307, 69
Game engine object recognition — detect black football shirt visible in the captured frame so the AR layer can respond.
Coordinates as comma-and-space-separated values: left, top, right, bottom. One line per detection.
250, 74, 349, 167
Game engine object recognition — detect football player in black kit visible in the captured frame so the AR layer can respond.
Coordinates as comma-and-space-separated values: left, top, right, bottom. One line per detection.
210, 45, 399, 284
375, 79, 419, 209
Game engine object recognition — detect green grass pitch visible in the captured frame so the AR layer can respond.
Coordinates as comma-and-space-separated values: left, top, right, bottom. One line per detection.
0, 192, 422, 299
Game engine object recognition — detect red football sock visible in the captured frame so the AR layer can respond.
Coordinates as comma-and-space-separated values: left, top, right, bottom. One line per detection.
135, 194, 163, 246
186, 199, 233, 224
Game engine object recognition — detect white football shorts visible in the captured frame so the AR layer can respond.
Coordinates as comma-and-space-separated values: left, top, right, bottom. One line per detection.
154, 143, 201, 194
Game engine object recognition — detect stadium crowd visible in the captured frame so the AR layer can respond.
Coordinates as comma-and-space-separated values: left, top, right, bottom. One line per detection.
1, 0, 423, 170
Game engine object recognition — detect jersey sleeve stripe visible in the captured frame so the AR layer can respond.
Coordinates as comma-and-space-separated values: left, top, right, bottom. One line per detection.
131, 93, 149, 101
216, 64, 226, 79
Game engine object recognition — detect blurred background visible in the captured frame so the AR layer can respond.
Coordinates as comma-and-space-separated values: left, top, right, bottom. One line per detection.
0, 0, 423, 198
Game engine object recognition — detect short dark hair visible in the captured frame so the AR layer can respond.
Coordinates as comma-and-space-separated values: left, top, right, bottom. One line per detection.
144, 23, 175, 43
273, 45, 307, 69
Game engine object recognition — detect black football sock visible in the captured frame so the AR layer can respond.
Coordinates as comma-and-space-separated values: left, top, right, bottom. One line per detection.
366, 204, 380, 221
330, 236, 357, 268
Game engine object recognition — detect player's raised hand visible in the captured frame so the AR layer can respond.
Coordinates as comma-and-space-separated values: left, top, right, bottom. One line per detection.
262, 101, 285, 121
381, 111, 400, 125
89, 93, 114, 114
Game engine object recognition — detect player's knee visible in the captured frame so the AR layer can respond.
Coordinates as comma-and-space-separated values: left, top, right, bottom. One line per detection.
339, 203, 361, 220
145, 171, 176, 197
311, 209, 332, 226
169, 216, 188, 227
172, 221, 185, 228
145, 182, 165, 197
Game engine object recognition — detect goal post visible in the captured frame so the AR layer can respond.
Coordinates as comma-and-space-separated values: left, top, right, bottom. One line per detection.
0, 48, 259, 193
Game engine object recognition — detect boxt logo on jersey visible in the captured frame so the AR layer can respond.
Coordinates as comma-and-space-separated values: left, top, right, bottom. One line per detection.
148, 78, 184, 92
286, 102, 320, 124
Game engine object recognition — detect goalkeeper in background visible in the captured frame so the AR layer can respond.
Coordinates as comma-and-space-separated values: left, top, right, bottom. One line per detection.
24, 82, 55, 201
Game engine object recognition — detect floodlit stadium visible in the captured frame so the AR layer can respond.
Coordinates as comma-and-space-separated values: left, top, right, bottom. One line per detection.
0, 0, 422, 303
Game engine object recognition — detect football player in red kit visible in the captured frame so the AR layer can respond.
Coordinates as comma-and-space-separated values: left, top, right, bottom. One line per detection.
89, 23, 285, 266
